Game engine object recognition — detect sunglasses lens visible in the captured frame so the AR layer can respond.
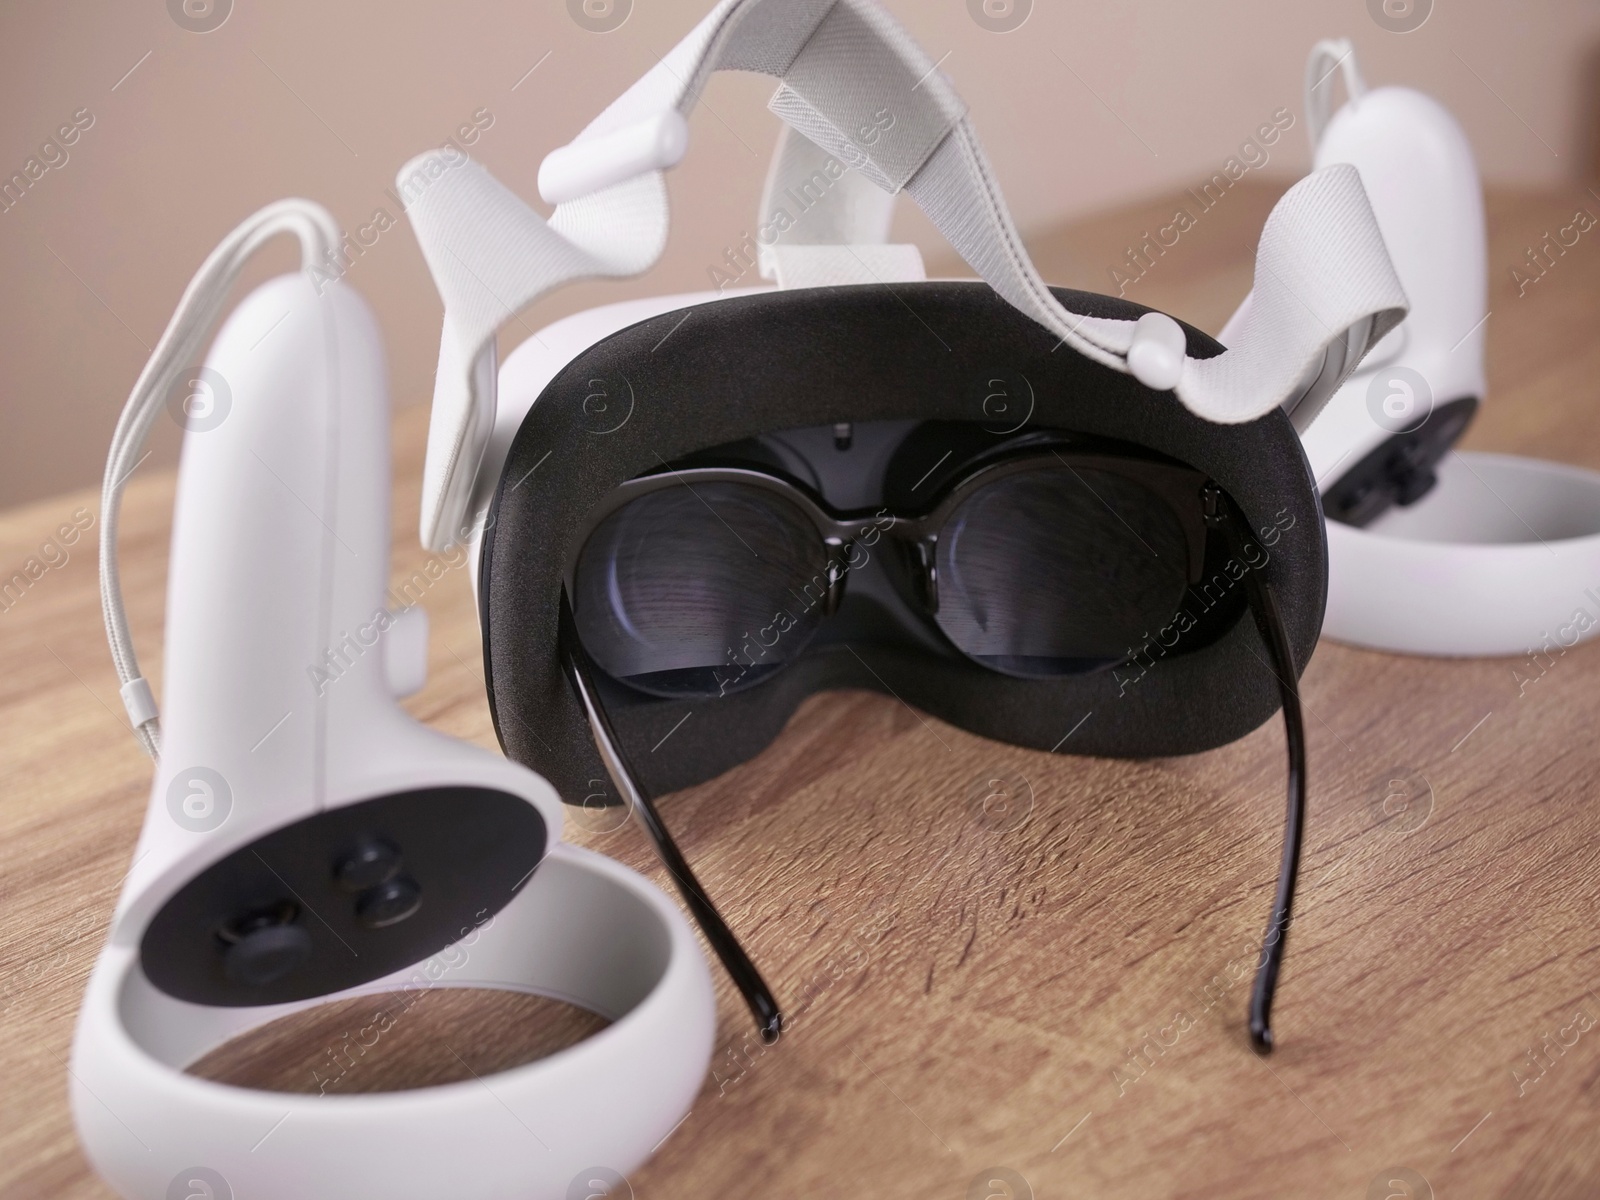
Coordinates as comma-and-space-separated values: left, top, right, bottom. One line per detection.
573, 481, 832, 696
933, 467, 1191, 675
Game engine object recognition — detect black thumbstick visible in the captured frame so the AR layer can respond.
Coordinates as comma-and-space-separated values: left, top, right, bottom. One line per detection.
222, 923, 313, 986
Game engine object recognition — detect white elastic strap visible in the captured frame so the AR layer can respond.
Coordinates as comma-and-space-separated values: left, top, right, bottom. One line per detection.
1306, 37, 1367, 150
99, 199, 342, 758
759, 70, 1403, 418
756, 123, 925, 287
402, 0, 1408, 549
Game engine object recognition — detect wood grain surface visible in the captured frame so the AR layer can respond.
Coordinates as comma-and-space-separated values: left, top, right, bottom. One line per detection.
4, 181, 1600, 1200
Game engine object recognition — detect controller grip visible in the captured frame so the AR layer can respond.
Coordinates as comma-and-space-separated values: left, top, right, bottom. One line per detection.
118, 275, 410, 932
1316, 85, 1488, 403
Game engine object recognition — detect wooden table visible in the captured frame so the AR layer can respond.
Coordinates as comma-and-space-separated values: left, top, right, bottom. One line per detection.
5, 182, 1600, 1199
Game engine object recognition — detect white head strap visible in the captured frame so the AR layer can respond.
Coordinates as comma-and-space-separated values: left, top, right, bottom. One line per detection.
755, 123, 926, 288
400, 0, 1408, 551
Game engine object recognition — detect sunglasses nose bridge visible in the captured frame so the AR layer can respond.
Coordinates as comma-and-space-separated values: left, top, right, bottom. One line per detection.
822, 536, 850, 617
912, 535, 939, 614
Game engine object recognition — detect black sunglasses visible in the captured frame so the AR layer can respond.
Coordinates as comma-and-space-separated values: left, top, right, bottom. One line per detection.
557, 442, 1305, 1053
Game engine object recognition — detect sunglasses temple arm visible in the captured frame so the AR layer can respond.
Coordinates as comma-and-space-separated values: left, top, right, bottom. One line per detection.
1243, 574, 1307, 1054
1206, 489, 1307, 1055
559, 620, 784, 1045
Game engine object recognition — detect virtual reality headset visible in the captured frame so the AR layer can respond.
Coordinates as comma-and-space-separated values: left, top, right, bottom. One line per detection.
398, 0, 1410, 1053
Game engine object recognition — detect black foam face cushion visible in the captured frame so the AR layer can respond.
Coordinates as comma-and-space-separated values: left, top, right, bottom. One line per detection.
480, 283, 1326, 806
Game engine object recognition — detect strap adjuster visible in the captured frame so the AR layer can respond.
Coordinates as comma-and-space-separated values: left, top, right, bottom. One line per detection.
538, 111, 691, 206
120, 676, 158, 730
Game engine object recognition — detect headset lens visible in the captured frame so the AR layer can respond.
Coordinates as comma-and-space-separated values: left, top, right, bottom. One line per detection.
933, 467, 1191, 675
573, 482, 832, 696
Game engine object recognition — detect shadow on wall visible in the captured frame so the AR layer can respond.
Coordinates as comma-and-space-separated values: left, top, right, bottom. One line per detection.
1578, 41, 1600, 179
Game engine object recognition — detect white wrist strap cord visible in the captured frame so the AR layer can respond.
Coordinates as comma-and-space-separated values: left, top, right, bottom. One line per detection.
1305, 38, 1368, 149
98, 199, 342, 758
399, 0, 1409, 551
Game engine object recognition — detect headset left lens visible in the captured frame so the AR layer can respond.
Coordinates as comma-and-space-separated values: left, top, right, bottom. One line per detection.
572, 482, 832, 697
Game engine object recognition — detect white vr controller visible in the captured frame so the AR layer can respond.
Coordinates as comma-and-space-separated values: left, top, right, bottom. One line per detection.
76, 205, 713, 1200
1231, 40, 1600, 657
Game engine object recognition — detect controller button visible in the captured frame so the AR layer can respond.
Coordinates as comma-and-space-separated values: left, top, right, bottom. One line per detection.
335, 837, 402, 892
355, 876, 422, 928
223, 923, 312, 986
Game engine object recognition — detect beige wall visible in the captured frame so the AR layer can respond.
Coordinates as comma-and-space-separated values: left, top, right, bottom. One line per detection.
3, 0, 1598, 507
